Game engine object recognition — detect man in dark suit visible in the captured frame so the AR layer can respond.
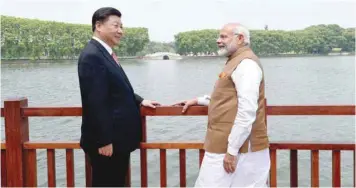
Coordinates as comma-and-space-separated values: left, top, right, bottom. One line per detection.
77, 7, 160, 187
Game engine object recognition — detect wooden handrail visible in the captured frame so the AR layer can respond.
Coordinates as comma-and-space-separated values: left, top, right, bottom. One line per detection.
1, 105, 355, 117
1, 141, 355, 150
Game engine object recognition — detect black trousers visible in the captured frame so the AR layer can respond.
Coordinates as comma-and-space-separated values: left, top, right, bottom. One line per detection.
87, 150, 130, 187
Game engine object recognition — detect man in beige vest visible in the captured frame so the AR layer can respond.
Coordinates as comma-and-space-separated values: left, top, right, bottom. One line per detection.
173, 23, 270, 187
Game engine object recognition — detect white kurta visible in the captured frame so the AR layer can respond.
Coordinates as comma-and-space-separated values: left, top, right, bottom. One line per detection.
194, 59, 270, 187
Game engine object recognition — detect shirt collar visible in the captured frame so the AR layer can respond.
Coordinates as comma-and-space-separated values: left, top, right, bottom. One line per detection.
92, 36, 113, 55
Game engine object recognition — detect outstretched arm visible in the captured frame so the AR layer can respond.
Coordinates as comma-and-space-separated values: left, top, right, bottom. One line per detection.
172, 94, 210, 113
197, 95, 211, 106
227, 59, 262, 156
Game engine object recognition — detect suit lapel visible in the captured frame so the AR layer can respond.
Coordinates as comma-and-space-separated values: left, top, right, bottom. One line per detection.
117, 65, 134, 90
90, 39, 134, 92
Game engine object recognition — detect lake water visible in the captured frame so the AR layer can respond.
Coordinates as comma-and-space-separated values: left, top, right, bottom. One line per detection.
1, 55, 355, 187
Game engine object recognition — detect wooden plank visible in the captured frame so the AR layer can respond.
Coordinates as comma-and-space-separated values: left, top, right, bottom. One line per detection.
269, 141, 355, 150
23, 107, 82, 116
141, 106, 208, 116
23, 149, 37, 187
1, 150, 7, 187
24, 141, 80, 149
270, 149, 277, 188
290, 150, 298, 187
141, 105, 329, 116
267, 105, 355, 115
142, 142, 203, 149
66, 149, 75, 187
140, 148, 147, 187
19, 105, 356, 117
22, 141, 355, 151
21, 106, 208, 117
4, 98, 29, 187
160, 149, 167, 187
140, 116, 148, 187
332, 150, 341, 187
141, 141, 355, 150
179, 149, 186, 187
310, 150, 319, 187
85, 154, 92, 187
141, 116, 147, 143
47, 149, 56, 187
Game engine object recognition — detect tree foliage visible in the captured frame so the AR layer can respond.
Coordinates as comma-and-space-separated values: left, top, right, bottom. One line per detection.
1, 15, 149, 59
1, 15, 354, 60
174, 24, 355, 55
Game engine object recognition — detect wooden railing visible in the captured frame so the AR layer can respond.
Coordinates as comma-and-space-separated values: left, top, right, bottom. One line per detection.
0, 97, 355, 187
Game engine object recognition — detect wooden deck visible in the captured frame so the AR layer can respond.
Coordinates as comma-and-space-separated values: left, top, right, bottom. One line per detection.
0, 97, 355, 187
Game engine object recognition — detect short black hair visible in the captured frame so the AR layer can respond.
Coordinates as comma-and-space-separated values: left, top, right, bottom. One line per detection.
91, 7, 122, 32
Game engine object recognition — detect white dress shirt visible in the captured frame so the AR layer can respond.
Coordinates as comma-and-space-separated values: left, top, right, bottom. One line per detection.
197, 58, 262, 155
92, 36, 113, 55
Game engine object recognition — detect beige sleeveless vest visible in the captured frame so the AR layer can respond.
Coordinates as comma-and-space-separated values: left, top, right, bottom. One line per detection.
203, 46, 269, 154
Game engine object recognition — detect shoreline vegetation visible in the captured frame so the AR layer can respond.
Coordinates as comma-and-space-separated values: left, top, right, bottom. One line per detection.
1, 53, 354, 63
1, 15, 355, 62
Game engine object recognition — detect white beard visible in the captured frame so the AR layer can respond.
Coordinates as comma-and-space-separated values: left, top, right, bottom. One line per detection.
217, 39, 237, 57
217, 47, 229, 56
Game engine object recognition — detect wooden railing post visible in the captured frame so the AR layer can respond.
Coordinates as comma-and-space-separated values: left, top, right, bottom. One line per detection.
264, 99, 270, 187
140, 115, 148, 187
4, 97, 30, 187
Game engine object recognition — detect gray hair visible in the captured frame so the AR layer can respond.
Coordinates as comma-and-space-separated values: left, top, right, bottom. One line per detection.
233, 24, 250, 45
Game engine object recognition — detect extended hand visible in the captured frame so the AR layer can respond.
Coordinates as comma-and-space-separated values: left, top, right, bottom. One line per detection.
141, 99, 161, 108
223, 153, 237, 173
172, 98, 198, 113
98, 143, 113, 157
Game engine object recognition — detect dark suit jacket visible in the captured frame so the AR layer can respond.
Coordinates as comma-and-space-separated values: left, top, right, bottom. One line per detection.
78, 38, 143, 154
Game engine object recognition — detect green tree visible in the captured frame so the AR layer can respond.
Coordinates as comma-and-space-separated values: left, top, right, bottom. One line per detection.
1, 15, 150, 60
173, 24, 355, 56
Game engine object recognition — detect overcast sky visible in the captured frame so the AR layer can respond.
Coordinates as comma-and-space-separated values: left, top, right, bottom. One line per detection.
1, 0, 355, 42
